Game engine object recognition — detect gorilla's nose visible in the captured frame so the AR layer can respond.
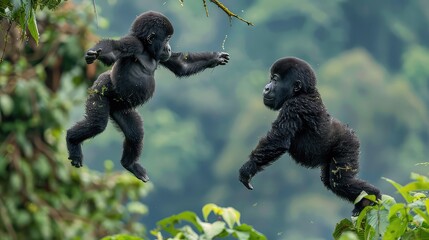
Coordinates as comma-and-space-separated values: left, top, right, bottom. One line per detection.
263, 84, 271, 94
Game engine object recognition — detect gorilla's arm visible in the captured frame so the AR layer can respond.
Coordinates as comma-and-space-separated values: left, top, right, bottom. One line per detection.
85, 36, 144, 66
239, 109, 302, 190
161, 52, 229, 77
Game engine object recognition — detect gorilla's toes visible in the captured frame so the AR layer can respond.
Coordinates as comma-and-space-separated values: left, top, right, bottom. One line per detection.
69, 156, 83, 168
128, 163, 150, 182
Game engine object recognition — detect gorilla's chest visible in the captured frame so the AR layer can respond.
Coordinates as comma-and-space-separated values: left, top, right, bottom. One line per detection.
289, 129, 330, 168
111, 56, 157, 106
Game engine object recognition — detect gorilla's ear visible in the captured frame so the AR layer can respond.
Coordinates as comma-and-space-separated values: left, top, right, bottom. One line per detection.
293, 80, 302, 92
147, 32, 156, 44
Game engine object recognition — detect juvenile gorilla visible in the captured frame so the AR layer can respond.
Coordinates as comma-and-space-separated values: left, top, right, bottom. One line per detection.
239, 57, 381, 215
66, 11, 229, 182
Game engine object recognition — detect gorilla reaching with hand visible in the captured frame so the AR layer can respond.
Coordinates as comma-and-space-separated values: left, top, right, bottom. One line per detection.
66, 11, 229, 182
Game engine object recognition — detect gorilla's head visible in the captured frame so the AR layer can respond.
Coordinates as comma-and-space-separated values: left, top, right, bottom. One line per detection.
263, 57, 317, 110
131, 11, 174, 61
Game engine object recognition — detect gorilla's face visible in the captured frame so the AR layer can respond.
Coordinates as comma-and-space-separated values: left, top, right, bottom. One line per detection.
263, 72, 301, 111
158, 36, 172, 62
146, 33, 172, 62
262, 57, 318, 110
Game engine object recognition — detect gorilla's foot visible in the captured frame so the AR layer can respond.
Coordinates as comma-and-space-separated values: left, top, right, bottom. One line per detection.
352, 198, 376, 216
125, 163, 149, 182
69, 155, 83, 168
67, 142, 83, 168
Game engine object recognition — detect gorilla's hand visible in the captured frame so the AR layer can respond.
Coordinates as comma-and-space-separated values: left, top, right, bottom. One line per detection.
239, 161, 259, 190
210, 52, 229, 67
85, 48, 102, 64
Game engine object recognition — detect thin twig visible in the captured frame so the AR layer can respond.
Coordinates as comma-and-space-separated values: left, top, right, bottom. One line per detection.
92, 0, 99, 27
202, 0, 209, 17
209, 0, 254, 26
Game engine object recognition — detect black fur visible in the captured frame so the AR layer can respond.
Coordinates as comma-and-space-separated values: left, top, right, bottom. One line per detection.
66, 11, 229, 182
238, 57, 381, 215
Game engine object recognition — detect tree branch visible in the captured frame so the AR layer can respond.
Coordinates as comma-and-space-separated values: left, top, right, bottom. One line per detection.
208, 0, 254, 26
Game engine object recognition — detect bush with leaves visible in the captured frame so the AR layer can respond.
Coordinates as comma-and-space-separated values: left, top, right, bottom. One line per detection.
0, 3, 151, 239
103, 204, 266, 240
333, 172, 429, 240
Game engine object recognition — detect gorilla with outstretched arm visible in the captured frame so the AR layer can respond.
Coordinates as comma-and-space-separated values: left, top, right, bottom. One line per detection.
66, 11, 229, 182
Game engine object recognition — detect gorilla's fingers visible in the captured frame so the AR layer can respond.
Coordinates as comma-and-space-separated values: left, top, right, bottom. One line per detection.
240, 179, 254, 190
71, 160, 81, 168
221, 52, 230, 60
85, 49, 101, 64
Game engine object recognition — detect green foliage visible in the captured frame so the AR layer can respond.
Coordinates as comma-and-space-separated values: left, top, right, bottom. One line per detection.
1, 0, 65, 44
150, 203, 266, 240
0, 4, 150, 240
102, 204, 266, 240
333, 173, 429, 240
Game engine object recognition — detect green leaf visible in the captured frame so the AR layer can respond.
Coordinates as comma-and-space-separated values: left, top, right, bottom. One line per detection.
388, 203, 406, 219
28, 10, 39, 44
127, 202, 148, 215
366, 208, 389, 237
156, 211, 202, 236
338, 231, 359, 240
383, 216, 407, 239
425, 199, 429, 215
202, 203, 222, 221
221, 207, 241, 228
355, 205, 371, 230
0, 94, 13, 116
178, 225, 198, 240
332, 219, 355, 239
199, 221, 226, 239
101, 234, 144, 240
402, 182, 429, 193
383, 177, 413, 203
232, 230, 250, 240
234, 224, 267, 240
414, 208, 429, 224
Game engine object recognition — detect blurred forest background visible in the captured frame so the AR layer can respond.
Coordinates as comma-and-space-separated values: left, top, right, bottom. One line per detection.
1, 0, 429, 239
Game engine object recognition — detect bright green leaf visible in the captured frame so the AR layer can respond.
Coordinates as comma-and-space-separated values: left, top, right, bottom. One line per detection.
383, 177, 413, 203
203, 203, 222, 221
28, 9, 39, 44
402, 182, 429, 193
388, 203, 406, 219
222, 207, 241, 228
199, 221, 226, 239
384, 216, 407, 240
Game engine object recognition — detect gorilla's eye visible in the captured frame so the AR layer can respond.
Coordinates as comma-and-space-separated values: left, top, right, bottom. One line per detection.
271, 74, 279, 82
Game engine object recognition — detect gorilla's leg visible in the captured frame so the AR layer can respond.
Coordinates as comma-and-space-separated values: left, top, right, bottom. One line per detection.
110, 109, 149, 182
66, 73, 111, 168
329, 153, 381, 216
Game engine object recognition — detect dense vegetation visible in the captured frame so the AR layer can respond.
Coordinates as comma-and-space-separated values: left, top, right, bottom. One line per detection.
1, 0, 429, 239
